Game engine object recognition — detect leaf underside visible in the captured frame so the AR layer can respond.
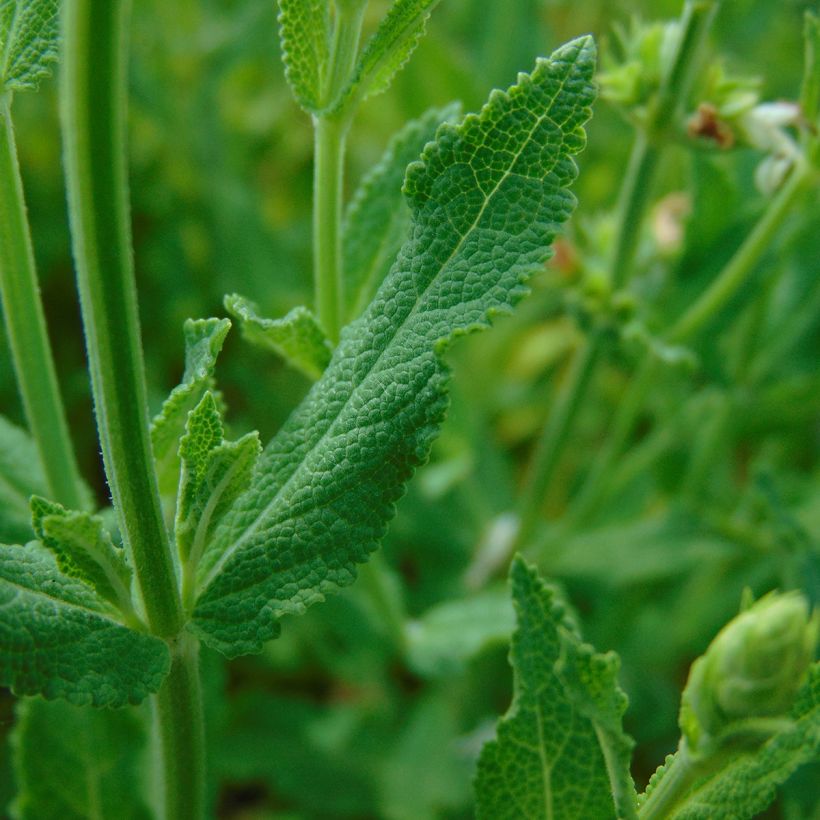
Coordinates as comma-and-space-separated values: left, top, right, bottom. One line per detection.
474, 558, 637, 820
0, 543, 169, 706
191, 37, 596, 657
0, 0, 59, 92
277, 0, 329, 113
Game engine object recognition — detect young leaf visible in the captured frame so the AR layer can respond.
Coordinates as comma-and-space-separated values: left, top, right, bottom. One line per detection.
474, 558, 637, 820
277, 0, 330, 113
336, 0, 442, 112
224, 294, 332, 380
190, 38, 596, 657
30, 496, 135, 617
176, 392, 261, 576
343, 102, 461, 322
0, 0, 59, 92
11, 698, 153, 820
150, 317, 231, 498
0, 542, 169, 706
0, 414, 47, 543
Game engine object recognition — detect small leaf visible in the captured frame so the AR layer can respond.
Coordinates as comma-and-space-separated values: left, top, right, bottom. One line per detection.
30, 496, 135, 619
277, 0, 330, 113
343, 102, 461, 322
224, 294, 332, 380
176, 392, 261, 579
0, 414, 47, 543
11, 698, 153, 820
336, 0, 442, 112
191, 37, 596, 658
0, 542, 169, 706
151, 317, 231, 498
474, 558, 637, 820
0, 0, 59, 92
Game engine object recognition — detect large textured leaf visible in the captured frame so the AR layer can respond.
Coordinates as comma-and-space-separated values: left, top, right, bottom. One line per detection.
0, 0, 58, 92
474, 558, 637, 820
336, 0, 441, 111
342, 103, 461, 322
224, 294, 332, 380
641, 663, 820, 819
191, 37, 596, 657
0, 414, 46, 543
277, 0, 329, 113
11, 699, 152, 820
0, 542, 169, 706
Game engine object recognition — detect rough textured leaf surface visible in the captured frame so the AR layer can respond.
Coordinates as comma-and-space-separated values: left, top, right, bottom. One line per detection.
191, 38, 596, 657
474, 558, 637, 820
225, 294, 332, 380
343, 103, 461, 322
277, 0, 329, 113
642, 663, 820, 819
0, 542, 169, 706
0, 414, 46, 543
0, 0, 58, 91
11, 698, 152, 820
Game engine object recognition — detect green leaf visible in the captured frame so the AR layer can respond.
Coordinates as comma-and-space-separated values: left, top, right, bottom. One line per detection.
224, 294, 332, 380
11, 698, 152, 820
277, 0, 329, 113
150, 317, 231, 499
336, 0, 442, 111
191, 37, 596, 657
30, 496, 135, 618
176, 392, 261, 577
474, 558, 637, 820
343, 102, 461, 322
641, 663, 820, 819
0, 542, 169, 706
0, 414, 47, 543
0, 0, 59, 92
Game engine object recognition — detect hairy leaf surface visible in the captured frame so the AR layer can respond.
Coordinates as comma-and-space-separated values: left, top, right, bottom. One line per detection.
0, 542, 169, 705
151, 318, 231, 498
641, 663, 820, 819
0, 414, 46, 543
343, 103, 461, 322
474, 558, 637, 820
0, 0, 58, 92
225, 294, 332, 380
191, 37, 596, 657
11, 698, 152, 820
277, 0, 329, 113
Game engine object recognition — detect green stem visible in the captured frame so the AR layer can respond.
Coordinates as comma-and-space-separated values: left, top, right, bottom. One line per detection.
639, 744, 701, 819
0, 101, 86, 510
313, 114, 348, 343
153, 634, 206, 820
61, 3, 204, 815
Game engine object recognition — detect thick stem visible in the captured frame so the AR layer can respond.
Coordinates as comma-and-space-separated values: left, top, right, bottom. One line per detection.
0, 101, 87, 510
639, 744, 701, 819
313, 114, 348, 342
153, 634, 206, 820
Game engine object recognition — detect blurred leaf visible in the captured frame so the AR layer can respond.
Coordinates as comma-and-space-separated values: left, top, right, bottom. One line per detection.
0, 414, 46, 543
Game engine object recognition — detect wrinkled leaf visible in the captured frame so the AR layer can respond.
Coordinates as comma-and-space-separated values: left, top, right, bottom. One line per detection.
0, 0, 59, 92
277, 0, 329, 113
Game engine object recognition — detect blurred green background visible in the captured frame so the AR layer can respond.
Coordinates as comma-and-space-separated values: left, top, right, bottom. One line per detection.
2, 0, 819, 817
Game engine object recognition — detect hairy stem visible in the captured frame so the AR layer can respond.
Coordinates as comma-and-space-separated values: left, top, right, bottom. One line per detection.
62, 2, 204, 815
0, 101, 87, 510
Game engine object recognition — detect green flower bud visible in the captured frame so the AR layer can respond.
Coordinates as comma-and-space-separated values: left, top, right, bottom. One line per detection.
680, 592, 818, 756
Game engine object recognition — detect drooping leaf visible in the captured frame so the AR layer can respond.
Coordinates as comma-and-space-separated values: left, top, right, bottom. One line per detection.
224, 294, 332, 380
176, 392, 261, 575
0, 542, 169, 706
11, 698, 152, 820
190, 38, 596, 657
150, 317, 231, 498
640, 664, 820, 819
277, 0, 329, 113
0, 0, 59, 92
342, 102, 461, 322
474, 558, 638, 820
0, 414, 47, 543
336, 0, 442, 111
30, 496, 135, 618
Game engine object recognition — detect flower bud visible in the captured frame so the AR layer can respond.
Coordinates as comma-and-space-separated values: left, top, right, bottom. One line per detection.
680, 592, 818, 756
